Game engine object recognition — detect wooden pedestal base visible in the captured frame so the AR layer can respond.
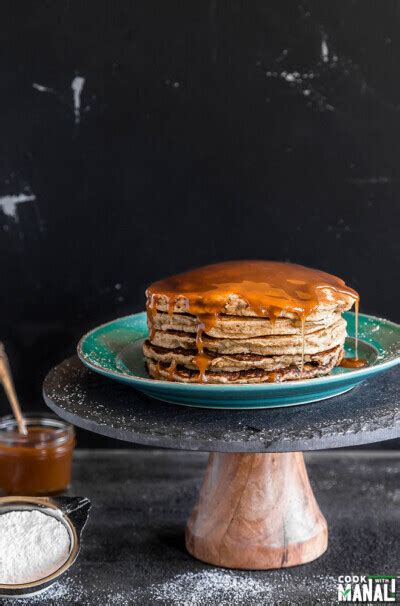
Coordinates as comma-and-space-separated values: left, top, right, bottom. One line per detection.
186, 452, 328, 570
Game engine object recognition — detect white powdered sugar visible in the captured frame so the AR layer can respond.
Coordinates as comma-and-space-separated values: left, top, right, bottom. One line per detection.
144, 570, 273, 604
0, 510, 71, 584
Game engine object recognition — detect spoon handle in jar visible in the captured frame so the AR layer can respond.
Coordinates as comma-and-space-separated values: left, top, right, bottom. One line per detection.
0, 344, 27, 435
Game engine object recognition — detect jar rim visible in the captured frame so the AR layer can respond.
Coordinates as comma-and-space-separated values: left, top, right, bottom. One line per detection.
0, 413, 75, 446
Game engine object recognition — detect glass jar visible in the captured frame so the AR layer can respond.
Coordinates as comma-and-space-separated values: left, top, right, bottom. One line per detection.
0, 414, 75, 496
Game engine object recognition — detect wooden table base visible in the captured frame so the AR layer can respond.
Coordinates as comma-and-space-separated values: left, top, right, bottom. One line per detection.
186, 452, 328, 570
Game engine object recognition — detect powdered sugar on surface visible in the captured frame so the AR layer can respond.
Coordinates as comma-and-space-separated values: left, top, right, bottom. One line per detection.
0, 511, 70, 584
1, 570, 339, 605
143, 570, 272, 604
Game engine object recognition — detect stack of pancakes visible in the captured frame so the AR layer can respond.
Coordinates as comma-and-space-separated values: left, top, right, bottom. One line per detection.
143, 261, 358, 384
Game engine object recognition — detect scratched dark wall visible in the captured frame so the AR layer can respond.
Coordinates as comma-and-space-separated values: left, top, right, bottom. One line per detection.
0, 1, 399, 447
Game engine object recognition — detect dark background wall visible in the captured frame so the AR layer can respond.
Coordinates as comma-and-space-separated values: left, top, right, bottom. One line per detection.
0, 1, 399, 447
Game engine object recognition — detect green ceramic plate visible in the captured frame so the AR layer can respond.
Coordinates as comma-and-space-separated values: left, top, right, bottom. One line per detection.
77, 311, 400, 409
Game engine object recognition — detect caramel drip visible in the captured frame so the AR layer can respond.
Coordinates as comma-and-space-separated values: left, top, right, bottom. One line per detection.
195, 353, 211, 383
146, 294, 157, 342
166, 359, 177, 381
267, 371, 278, 383
340, 357, 367, 369
195, 321, 205, 380
195, 314, 218, 351
341, 298, 366, 368
266, 306, 281, 334
300, 313, 306, 375
268, 306, 281, 323
146, 261, 359, 381
192, 314, 217, 381
355, 298, 359, 360
167, 297, 176, 317
200, 313, 219, 333
195, 325, 204, 354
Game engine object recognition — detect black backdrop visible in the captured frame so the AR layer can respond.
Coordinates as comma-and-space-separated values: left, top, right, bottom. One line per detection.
0, 1, 399, 447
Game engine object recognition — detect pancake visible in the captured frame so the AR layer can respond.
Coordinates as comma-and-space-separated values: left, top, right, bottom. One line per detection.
146, 345, 344, 384
149, 316, 347, 356
144, 341, 344, 372
143, 261, 359, 384
149, 310, 341, 338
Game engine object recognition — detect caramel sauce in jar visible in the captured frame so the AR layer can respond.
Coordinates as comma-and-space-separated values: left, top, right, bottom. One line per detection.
0, 415, 75, 496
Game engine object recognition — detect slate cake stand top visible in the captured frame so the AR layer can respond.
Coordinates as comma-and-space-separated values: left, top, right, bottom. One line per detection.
43, 356, 400, 452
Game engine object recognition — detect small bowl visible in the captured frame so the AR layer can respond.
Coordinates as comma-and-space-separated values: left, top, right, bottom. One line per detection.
0, 495, 91, 598
0, 414, 76, 496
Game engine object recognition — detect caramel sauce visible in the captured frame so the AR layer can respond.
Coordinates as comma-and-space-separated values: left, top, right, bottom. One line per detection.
146, 261, 359, 382
166, 359, 177, 381
146, 295, 158, 341
0, 427, 75, 496
266, 306, 281, 330
355, 298, 359, 359
192, 314, 218, 379
153, 361, 161, 379
167, 297, 176, 317
340, 357, 367, 369
195, 326, 204, 354
195, 353, 211, 382
339, 299, 367, 368
267, 371, 278, 383
300, 312, 306, 373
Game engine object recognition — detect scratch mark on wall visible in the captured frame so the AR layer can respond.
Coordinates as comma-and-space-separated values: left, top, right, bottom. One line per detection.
321, 35, 329, 63
32, 83, 56, 94
34, 76, 90, 123
0, 193, 36, 222
264, 69, 334, 112
71, 76, 85, 124
262, 20, 395, 117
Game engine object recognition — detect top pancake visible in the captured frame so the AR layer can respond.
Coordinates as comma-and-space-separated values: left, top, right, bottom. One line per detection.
146, 261, 358, 320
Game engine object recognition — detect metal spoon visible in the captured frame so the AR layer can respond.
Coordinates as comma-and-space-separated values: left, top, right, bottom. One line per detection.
0, 343, 27, 435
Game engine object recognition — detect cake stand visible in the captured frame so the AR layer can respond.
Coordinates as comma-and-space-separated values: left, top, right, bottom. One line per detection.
43, 357, 400, 570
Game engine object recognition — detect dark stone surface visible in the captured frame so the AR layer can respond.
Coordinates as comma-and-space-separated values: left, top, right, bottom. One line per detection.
43, 356, 400, 453
2, 449, 399, 606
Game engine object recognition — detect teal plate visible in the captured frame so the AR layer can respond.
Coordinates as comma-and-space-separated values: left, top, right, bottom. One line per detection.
77, 312, 400, 409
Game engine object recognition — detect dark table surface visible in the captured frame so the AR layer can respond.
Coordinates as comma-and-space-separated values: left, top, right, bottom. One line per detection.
44, 357, 400, 452
3, 449, 399, 606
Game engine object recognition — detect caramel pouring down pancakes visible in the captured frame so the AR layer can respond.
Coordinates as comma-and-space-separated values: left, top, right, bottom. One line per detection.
144, 261, 360, 384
